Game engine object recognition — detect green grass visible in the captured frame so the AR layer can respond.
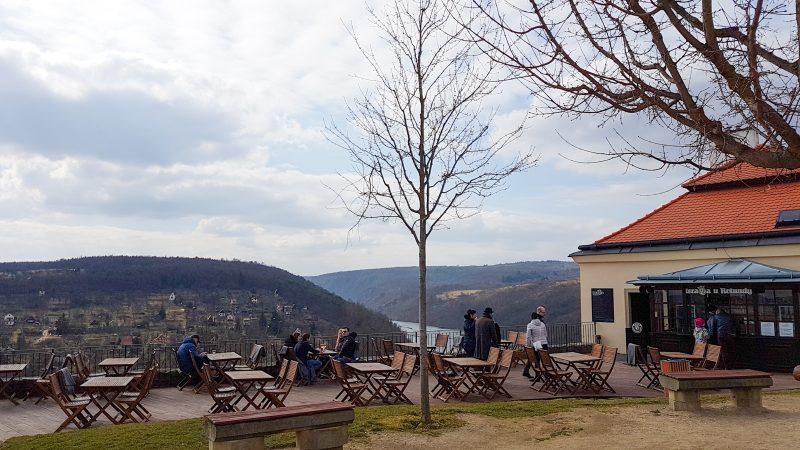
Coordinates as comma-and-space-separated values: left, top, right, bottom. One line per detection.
0, 396, 700, 450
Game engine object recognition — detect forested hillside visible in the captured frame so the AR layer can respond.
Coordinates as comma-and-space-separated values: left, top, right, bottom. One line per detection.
307, 261, 581, 328
0, 256, 398, 336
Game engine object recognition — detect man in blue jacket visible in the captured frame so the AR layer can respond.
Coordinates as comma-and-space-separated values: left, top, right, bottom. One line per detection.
177, 334, 207, 379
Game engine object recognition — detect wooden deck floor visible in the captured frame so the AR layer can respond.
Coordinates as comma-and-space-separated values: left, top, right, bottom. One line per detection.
1, 363, 797, 442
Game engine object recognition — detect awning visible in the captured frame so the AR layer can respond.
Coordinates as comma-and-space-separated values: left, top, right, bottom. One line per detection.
630, 259, 800, 285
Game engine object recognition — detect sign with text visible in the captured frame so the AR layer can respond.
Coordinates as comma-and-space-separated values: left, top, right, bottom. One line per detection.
591, 288, 614, 323
684, 286, 752, 295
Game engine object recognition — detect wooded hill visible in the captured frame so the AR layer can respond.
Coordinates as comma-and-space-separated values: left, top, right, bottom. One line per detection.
0, 256, 398, 336
307, 261, 580, 329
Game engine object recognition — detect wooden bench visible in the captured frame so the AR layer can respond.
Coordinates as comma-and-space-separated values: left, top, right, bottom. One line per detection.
204, 402, 355, 450
659, 369, 773, 412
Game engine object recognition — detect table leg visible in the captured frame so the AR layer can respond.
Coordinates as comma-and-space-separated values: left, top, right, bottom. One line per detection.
0, 374, 21, 405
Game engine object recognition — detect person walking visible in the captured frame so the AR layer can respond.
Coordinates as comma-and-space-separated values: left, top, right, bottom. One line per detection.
523, 306, 548, 377
462, 309, 477, 357
474, 307, 499, 360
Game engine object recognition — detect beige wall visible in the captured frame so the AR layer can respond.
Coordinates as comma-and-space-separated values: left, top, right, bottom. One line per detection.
571, 244, 800, 354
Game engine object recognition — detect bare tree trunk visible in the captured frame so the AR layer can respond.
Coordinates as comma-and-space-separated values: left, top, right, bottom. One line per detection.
418, 232, 430, 423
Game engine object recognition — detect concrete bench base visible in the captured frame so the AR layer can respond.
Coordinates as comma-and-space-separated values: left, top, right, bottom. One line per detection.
207, 424, 349, 450
660, 370, 772, 412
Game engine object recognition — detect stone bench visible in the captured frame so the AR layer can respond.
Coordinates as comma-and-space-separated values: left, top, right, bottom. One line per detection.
659, 369, 773, 412
204, 402, 355, 450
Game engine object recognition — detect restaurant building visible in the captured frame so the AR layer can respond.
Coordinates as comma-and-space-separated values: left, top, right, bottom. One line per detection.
570, 162, 800, 371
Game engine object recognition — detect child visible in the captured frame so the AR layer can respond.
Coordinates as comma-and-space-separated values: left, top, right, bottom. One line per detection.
693, 317, 709, 344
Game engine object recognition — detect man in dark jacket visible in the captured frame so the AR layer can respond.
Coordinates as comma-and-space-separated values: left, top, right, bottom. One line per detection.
335, 331, 358, 363
177, 335, 207, 378
462, 309, 477, 357
474, 308, 498, 360
294, 333, 321, 383
712, 307, 735, 369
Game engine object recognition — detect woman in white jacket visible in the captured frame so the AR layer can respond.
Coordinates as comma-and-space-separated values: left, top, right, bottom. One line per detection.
526, 306, 548, 348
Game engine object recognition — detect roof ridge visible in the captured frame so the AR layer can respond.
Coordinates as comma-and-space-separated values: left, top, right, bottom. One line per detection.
681, 160, 739, 188
594, 192, 691, 245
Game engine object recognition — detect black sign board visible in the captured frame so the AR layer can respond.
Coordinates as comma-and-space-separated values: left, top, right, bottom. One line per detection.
591, 288, 614, 323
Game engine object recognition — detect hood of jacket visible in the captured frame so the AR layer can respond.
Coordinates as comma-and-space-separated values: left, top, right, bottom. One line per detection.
182, 336, 195, 345
529, 318, 544, 327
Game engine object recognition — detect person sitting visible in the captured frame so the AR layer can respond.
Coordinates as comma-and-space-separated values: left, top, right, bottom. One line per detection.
177, 334, 207, 382
294, 333, 321, 384
285, 328, 301, 348
334, 327, 349, 353
335, 330, 358, 363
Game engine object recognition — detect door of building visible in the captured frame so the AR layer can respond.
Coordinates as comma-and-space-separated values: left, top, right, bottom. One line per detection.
627, 292, 651, 348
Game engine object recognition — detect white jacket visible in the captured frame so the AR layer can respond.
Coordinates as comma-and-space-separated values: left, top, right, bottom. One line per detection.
526, 318, 548, 346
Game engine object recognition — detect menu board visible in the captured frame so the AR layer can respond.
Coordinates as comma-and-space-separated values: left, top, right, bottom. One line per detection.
760, 322, 775, 337
779, 322, 794, 337
591, 288, 614, 323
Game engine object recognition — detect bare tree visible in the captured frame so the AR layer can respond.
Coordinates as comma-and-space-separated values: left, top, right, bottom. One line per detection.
327, 0, 535, 422
463, 0, 800, 170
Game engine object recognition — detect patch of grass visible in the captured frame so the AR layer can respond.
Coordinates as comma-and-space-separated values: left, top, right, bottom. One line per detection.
0, 396, 674, 450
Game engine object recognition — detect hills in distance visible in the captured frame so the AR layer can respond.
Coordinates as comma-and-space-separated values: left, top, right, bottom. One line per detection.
306, 261, 580, 329
0, 256, 398, 345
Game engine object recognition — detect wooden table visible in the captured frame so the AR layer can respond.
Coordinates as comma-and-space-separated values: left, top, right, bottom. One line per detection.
315, 349, 338, 380
98, 357, 139, 376
660, 370, 773, 411
442, 357, 494, 400
81, 375, 136, 424
346, 362, 399, 405
660, 351, 704, 361
0, 364, 27, 405
551, 352, 601, 391
207, 352, 243, 371
224, 370, 274, 411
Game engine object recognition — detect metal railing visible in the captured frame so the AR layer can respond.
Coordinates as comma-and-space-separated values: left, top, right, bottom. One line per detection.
0, 322, 595, 388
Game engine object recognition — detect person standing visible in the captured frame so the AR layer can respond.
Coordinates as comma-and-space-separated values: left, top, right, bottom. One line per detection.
474, 307, 499, 360
523, 306, 548, 377
712, 307, 735, 369
693, 317, 709, 344
462, 309, 477, 357
705, 306, 717, 345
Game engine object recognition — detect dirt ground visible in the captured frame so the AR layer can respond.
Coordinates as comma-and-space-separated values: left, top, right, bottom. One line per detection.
347, 393, 800, 450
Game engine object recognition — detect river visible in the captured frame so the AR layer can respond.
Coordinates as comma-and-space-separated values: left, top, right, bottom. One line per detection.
392, 320, 460, 334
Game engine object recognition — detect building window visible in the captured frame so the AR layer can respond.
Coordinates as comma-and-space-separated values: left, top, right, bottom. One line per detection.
652, 289, 689, 333
756, 289, 795, 337
729, 293, 756, 336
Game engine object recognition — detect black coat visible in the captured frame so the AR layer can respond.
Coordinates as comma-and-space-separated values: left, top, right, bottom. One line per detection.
462, 318, 476, 356
474, 315, 498, 360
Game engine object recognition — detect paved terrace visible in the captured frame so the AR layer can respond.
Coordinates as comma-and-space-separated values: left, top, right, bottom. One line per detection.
1, 363, 797, 442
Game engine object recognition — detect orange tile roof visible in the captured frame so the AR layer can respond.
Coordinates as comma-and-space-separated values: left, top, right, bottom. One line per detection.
683, 161, 800, 189
595, 181, 800, 245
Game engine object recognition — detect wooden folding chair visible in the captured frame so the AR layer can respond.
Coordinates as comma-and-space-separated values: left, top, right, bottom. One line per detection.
190, 351, 208, 393
369, 338, 388, 365
21, 350, 56, 403
486, 347, 501, 373
434, 334, 449, 354
384, 354, 416, 404
49, 372, 93, 432
513, 332, 528, 367
430, 353, 465, 402
235, 344, 264, 370
381, 340, 396, 359
129, 351, 158, 377
449, 336, 463, 356
537, 350, 574, 395
524, 346, 544, 389
690, 342, 707, 368
201, 365, 237, 413
117, 365, 157, 422
261, 360, 298, 408
476, 349, 514, 399
697, 344, 721, 370
643, 346, 663, 390
633, 345, 657, 389
332, 360, 368, 406
586, 346, 618, 393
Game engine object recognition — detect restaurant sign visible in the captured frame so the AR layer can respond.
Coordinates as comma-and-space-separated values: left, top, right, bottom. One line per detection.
685, 286, 752, 295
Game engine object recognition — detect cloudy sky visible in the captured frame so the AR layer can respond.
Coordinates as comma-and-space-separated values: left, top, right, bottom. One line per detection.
0, 1, 695, 275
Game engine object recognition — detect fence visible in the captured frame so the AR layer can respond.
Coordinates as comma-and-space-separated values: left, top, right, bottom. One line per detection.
0, 322, 595, 387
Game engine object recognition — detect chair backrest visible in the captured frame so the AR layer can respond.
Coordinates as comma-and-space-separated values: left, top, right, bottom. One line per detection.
647, 346, 661, 365
601, 346, 618, 370
450, 336, 463, 355
524, 346, 539, 367
432, 353, 448, 373
39, 351, 57, 378
201, 365, 219, 391
537, 350, 555, 372
74, 352, 90, 380
704, 344, 721, 368
498, 349, 514, 370
634, 345, 647, 366
390, 351, 406, 371
382, 340, 395, 357
692, 342, 707, 358
282, 360, 299, 388
662, 359, 691, 373
401, 354, 417, 377
435, 334, 448, 349
515, 332, 528, 347
190, 349, 204, 375
507, 331, 518, 344
487, 347, 500, 365
371, 338, 383, 360
250, 345, 265, 368
332, 359, 348, 381
591, 344, 604, 358
48, 372, 68, 402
